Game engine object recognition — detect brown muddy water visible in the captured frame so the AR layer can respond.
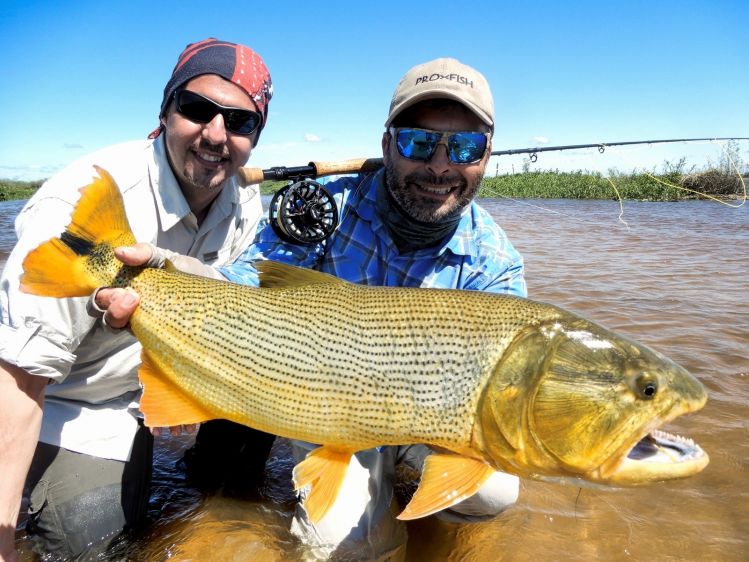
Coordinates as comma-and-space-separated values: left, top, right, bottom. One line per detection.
2, 196, 747, 561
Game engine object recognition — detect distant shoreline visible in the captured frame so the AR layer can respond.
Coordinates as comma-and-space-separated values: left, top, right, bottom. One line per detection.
2, 172, 745, 203
0, 179, 42, 202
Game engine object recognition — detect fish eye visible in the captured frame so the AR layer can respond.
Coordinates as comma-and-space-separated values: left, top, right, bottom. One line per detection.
634, 373, 658, 400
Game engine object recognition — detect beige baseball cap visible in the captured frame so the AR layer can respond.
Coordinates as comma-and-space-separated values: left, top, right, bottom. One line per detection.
385, 57, 494, 129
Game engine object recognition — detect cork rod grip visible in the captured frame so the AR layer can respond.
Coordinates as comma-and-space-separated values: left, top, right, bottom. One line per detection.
236, 167, 266, 186
310, 158, 383, 177
236, 157, 383, 187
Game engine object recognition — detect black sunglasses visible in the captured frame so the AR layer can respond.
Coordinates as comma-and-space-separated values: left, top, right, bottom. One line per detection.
173, 89, 262, 136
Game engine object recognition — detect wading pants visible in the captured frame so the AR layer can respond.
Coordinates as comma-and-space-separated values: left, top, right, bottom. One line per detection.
24, 422, 153, 560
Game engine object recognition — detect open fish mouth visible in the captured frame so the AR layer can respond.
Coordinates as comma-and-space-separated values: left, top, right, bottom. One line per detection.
628, 429, 705, 462
610, 428, 709, 484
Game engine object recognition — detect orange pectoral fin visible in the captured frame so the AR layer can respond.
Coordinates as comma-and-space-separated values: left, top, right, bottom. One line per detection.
138, 351, 215, 428
292, 446, 355, 524
397, 454, 496, 520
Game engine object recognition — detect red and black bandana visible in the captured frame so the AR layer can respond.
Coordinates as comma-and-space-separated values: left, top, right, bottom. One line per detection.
151, 38, 273, 139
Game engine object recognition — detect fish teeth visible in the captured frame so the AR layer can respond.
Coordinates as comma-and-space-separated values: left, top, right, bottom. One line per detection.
653, 429, 695, 446
652, 429, 705, 456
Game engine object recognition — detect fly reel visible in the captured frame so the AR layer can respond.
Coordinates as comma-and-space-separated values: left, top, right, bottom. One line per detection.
268, 179, 339, 244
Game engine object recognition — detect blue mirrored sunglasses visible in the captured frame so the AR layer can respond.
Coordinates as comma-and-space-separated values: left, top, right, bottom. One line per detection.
390, 127, 490, 165
174, 89, 262, 136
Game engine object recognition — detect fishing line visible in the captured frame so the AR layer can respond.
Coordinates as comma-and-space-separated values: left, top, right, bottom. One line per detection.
482, 148, 636, 230
644, 172, 747, 208
643, 142, 747, 208
605, 178, 630, 230
482, 194, 605, 225
479, 189, 631, 231
637, 140, 747, 209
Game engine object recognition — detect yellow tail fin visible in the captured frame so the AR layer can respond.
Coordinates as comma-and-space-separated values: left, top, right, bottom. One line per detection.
20, 166, 137, 298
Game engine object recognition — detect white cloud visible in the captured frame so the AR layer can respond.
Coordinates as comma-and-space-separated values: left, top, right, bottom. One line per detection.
531, 136, 549, 145
0, 163, 62, 181
305, 133, 322, 143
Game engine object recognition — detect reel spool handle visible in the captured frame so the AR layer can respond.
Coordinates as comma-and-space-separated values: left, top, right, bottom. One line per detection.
238, 158, 384, 245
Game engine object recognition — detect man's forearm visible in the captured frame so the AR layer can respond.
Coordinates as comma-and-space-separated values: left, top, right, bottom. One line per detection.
0, 360, 47, 560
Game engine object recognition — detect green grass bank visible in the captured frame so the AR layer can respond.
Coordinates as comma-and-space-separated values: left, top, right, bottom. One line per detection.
0, 179, 43, 202
479, 169, 745, 201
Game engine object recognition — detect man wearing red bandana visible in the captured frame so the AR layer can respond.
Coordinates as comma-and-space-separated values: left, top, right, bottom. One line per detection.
0, 38, 273, 561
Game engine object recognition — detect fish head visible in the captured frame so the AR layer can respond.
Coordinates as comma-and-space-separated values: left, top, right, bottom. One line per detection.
477, 314, 709, 486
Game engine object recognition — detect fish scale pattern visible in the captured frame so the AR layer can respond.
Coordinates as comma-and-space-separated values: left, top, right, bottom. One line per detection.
129, 267, 560, 450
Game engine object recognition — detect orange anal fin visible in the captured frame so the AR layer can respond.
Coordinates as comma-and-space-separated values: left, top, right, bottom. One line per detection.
292, 446, 355, 524
397, 454, 496, 520
138, 351, 215, 427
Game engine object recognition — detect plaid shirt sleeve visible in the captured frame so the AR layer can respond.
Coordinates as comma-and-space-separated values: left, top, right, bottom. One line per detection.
220, 217, 326, 286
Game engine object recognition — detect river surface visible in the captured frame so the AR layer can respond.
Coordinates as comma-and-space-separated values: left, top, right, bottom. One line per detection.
2, 196, 748, 561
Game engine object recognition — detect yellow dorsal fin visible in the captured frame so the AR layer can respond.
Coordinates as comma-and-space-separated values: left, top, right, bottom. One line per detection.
292, 445, 355, 524
397, 454, 496, 520
163, 259, 179, 274
256, 260, 347, 288
138, 351, 216, 427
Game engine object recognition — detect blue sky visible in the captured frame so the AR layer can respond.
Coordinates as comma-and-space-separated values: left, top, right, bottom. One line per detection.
0, 0, 747, 181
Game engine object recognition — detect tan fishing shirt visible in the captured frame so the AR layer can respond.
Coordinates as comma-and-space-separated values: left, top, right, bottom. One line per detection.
0, 136, 262, 461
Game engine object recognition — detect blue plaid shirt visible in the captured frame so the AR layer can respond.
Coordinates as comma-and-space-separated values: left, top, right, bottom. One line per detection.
221, 168, 526, 296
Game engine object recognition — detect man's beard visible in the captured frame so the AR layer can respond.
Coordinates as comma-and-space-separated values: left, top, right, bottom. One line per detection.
384, 160, 482, 223
183, 166, 224, 194
166, 136, 228, 198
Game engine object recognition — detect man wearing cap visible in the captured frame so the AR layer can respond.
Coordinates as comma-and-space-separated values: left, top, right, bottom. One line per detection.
99, 57, 526, 560
0, 38, 273, 560
240, 56, 525, 561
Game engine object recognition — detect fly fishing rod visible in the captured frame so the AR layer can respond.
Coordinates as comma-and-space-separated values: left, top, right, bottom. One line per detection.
237, 136, 748, 244
491, 137, 749, 162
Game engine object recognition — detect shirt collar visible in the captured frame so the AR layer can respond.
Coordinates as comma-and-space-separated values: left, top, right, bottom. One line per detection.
354, 169, 479, 257
149, 136, 240, 233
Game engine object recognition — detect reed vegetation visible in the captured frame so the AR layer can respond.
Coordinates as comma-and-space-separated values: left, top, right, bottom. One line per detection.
478, 169, 745, 201
0, 179, 43, 201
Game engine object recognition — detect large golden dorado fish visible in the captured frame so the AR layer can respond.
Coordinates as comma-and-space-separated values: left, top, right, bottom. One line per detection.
21, 168, 709, 523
